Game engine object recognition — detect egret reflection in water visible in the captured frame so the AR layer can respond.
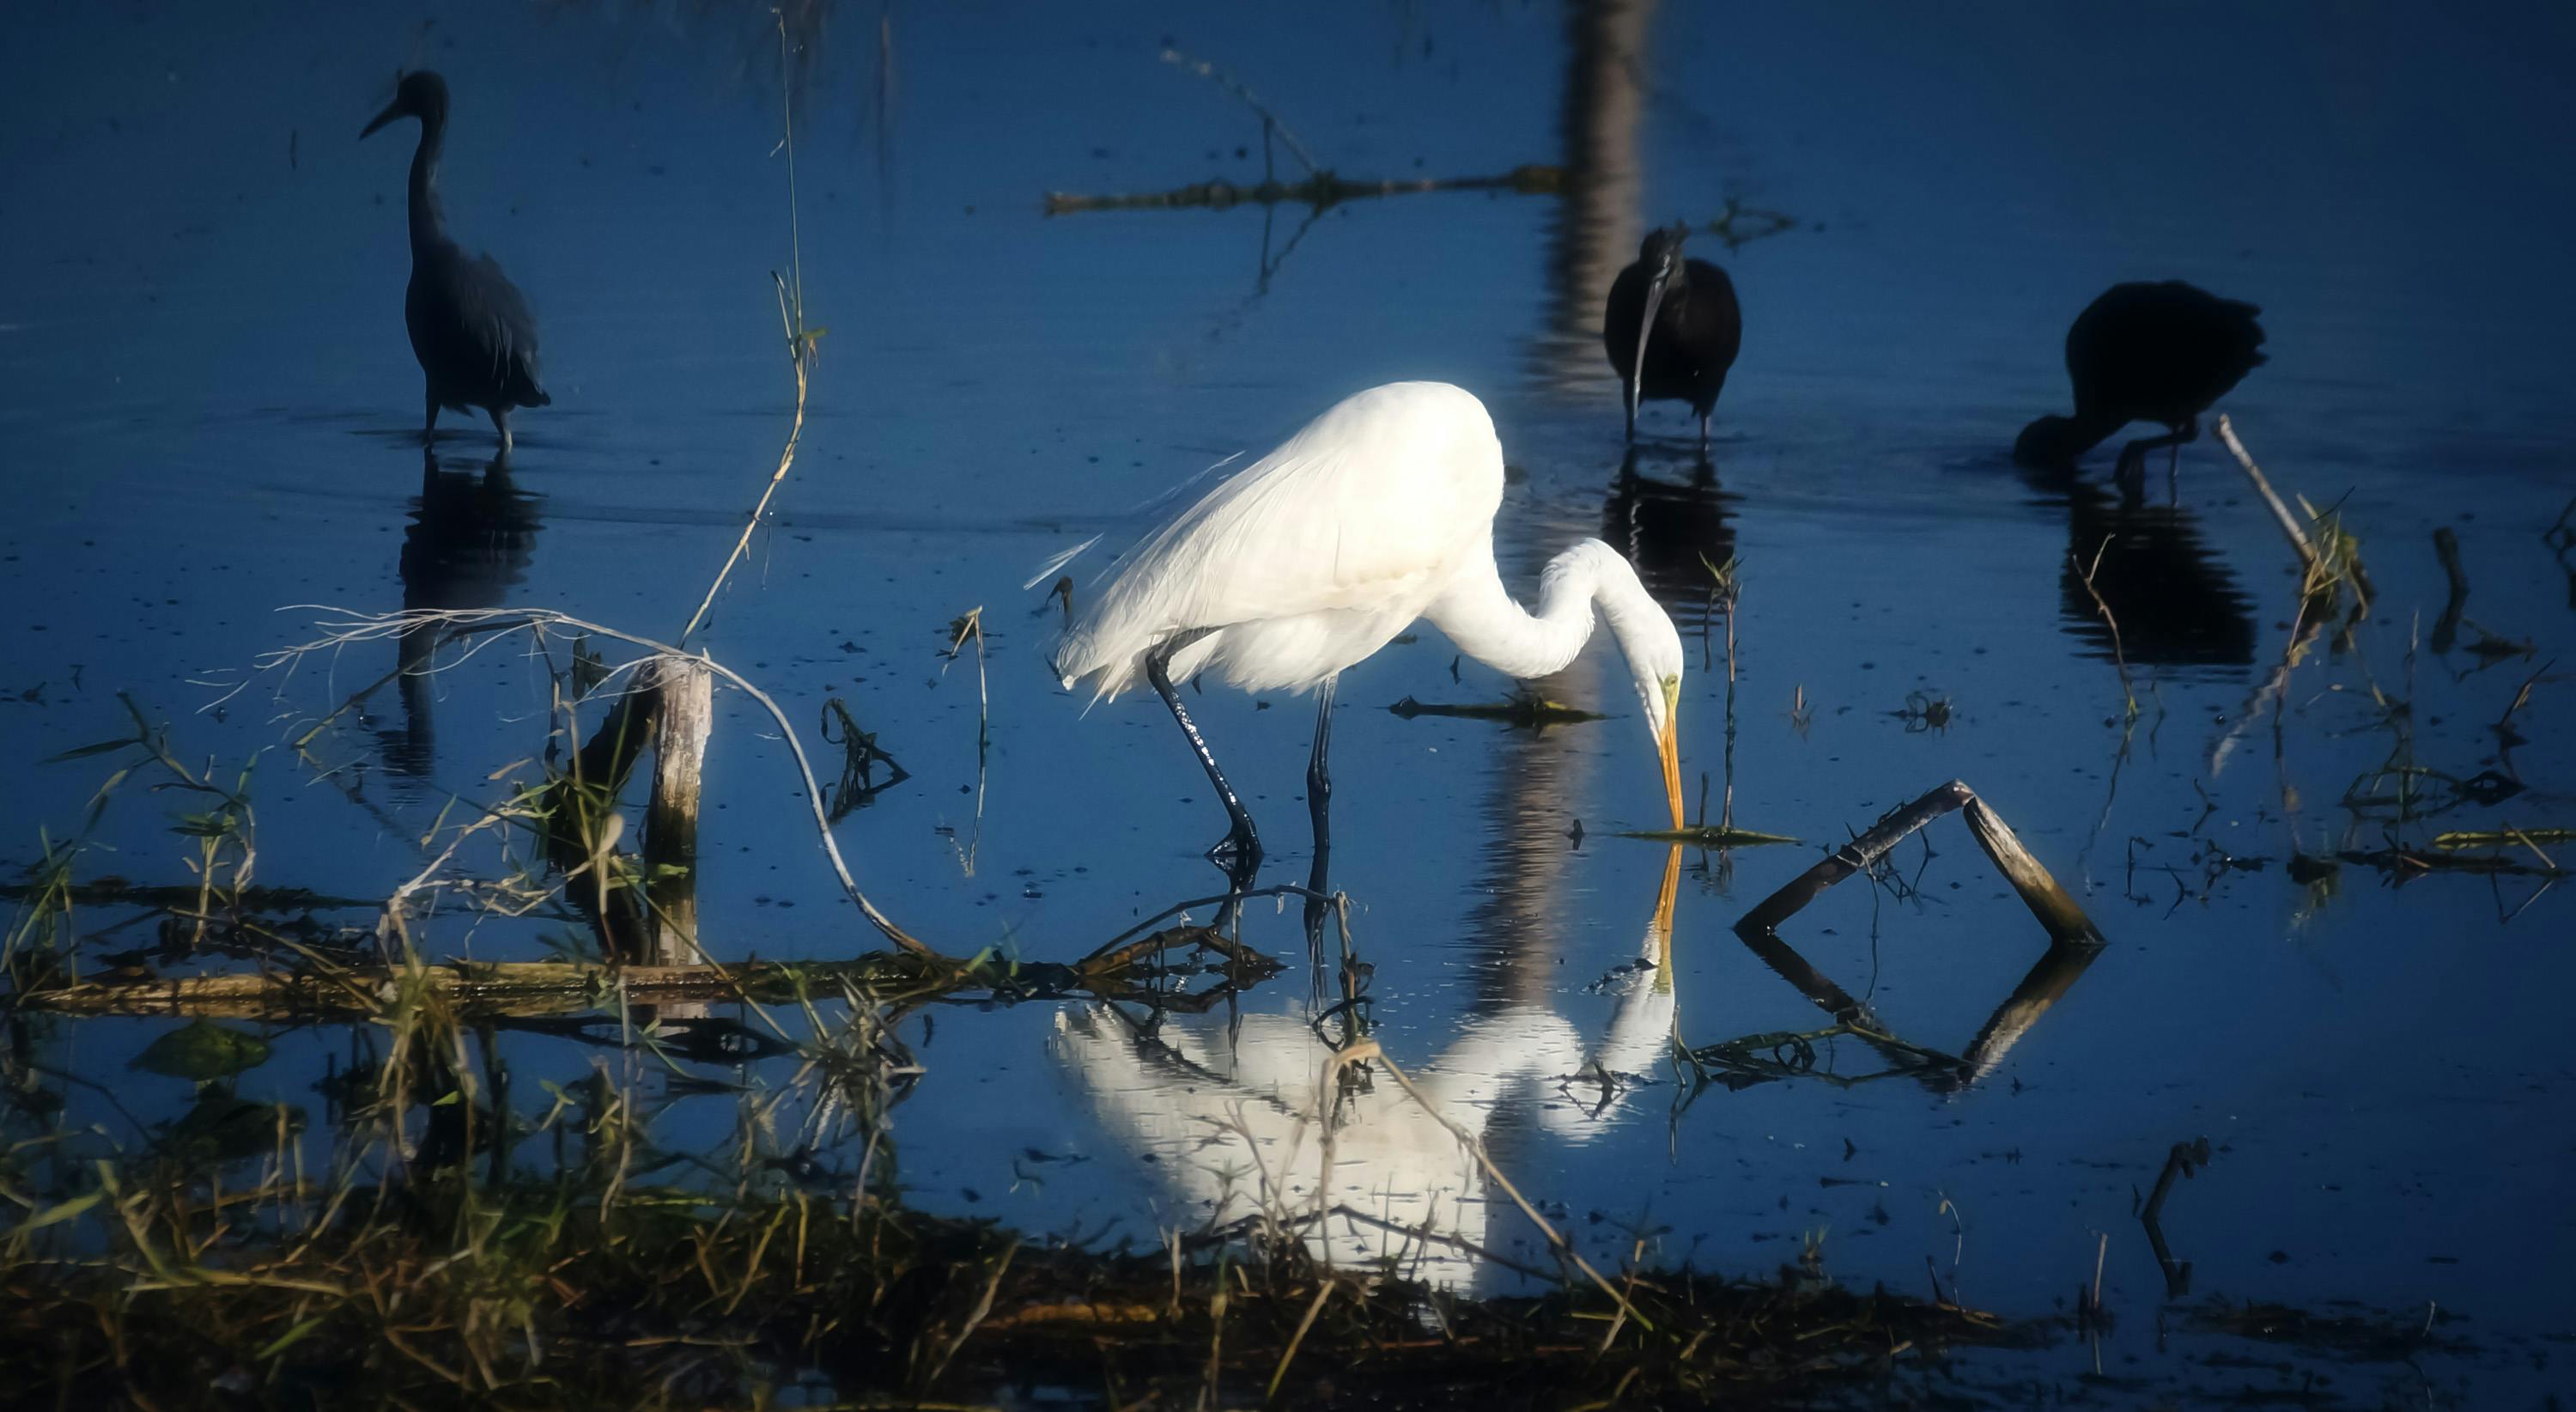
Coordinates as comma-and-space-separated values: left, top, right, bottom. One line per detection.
381, 447, 543, 779
1054, 849, 1683, 1294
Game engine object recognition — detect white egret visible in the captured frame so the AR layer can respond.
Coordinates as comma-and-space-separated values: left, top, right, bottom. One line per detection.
1049, 381, 1687, 866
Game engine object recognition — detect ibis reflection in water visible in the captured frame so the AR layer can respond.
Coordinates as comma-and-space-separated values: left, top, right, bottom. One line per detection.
1601, 448, 1741, 618
1602, 224, 1743, 447
2045, 472, 2255, 673
1048, 382, 1688, 886
362, 71, 551, 450
2014, 280, 2266, 489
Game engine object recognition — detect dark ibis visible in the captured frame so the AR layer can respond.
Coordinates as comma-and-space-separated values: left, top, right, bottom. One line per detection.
2015, 281, 2265, 484
1602, 223, 1742, 447
362, 72, 550, 450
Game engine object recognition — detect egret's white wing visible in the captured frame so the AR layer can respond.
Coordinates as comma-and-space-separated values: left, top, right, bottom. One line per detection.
1054, 383, 1504, 696
1019, 452, 1246, 592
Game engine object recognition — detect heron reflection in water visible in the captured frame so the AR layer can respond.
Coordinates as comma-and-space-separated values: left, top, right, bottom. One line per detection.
381, 447, 542, 777
1053, 849, 1684, 1295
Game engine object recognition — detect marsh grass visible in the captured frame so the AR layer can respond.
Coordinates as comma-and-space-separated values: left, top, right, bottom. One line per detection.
0, 1006, 2032, 1410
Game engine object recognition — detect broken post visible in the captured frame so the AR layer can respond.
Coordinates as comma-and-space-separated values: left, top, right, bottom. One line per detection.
644, 655, 713, 967
1736, 780, 2105, 946
2141, 1138, 2214, 1298
547, 683, 656, 961
1959, 797, 2106, 945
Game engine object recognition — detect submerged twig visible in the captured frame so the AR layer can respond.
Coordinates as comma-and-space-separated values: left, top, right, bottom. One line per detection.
2140, 1138, 2213, 1298
1045, 165, 1566, 216
1158, 47, 1317, 178
1386, 693, 1603, 727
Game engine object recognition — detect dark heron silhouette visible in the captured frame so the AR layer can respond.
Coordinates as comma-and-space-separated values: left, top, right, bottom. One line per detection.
362, 71, 550, 450
2015, 281, 2265, 486
1603, 224, 1742, 447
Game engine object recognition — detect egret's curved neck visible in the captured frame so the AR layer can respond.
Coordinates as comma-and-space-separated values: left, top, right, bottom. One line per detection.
1424, 538, 1661, 683
406, 113, 448, 254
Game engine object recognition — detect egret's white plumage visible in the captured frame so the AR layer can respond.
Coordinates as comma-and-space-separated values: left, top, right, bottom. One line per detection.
1049, 381, 1688, 834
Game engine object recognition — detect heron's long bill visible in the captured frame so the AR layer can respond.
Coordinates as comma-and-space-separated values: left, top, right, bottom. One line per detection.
1628, 268, 1669, 432
360, 102, 402, 139
1656, 680, 1685, 830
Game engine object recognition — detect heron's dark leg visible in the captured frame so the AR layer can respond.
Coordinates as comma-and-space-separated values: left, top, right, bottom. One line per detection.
489, 406, 513, 454
1622, 381, 1637, 443
423, 393, 440, 447
1145, 637, 1261, 869
1698, 410, 1711, 451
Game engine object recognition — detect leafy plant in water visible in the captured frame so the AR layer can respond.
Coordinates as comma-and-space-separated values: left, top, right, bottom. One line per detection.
129, 1019, 272, 1081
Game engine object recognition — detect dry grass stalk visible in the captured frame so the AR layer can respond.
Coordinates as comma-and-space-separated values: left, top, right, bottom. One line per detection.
2070, 537, 2140, 720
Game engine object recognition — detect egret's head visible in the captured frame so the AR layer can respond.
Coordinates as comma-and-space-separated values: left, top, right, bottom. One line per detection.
1628, 600, 1688, 831
1637, 223, 1690, 278
362, 70, 450, 138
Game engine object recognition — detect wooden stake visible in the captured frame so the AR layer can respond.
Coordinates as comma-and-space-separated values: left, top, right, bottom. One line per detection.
645, 655, 714, 967
1960, 798, 2105, 946
1736, 780, 2105, 946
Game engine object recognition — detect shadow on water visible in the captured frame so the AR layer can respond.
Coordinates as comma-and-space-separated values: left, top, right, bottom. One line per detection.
382, 447, 543, 780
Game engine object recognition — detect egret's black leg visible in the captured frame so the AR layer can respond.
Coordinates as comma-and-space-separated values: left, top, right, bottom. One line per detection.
423, 393, 440, 447
1698, 410, 1711, 451
1621, 381, 1637, 443
1305, 676, 1337, 858
1302, 677, 1338, 949
1145, 639, 1261, 868
490, 405, 513, 454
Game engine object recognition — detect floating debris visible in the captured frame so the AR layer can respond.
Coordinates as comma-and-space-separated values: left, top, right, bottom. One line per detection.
1387, 692, 1604, 726
1621, 824, 1801, 846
